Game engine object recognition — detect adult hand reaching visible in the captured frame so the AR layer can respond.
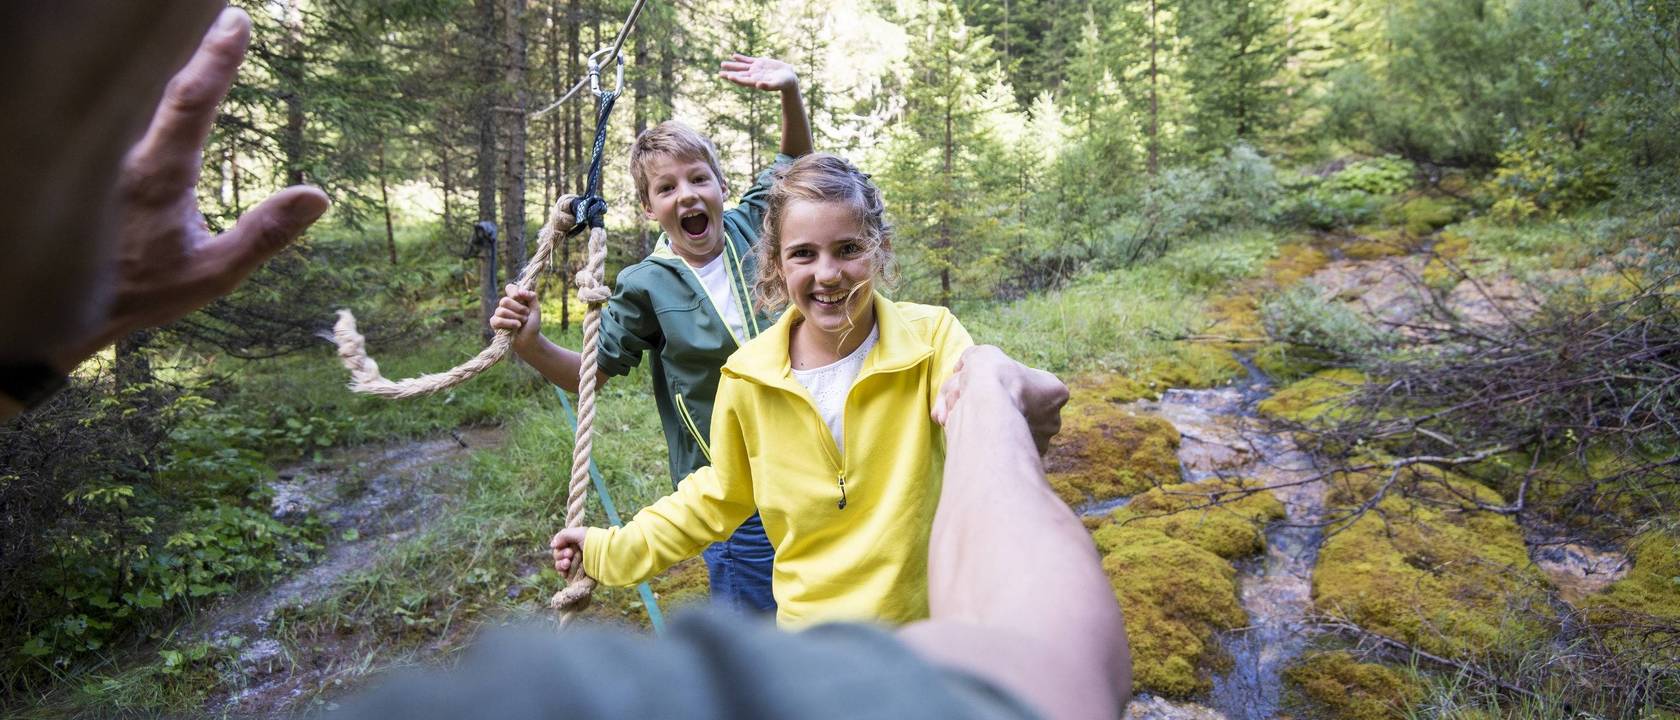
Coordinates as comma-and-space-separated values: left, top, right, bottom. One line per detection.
89, 7, 330, 360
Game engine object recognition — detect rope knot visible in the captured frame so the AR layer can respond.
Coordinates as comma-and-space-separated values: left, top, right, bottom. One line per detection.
575, 270, 610, 304
569, 195, 608, 235
549, 575, 597, 613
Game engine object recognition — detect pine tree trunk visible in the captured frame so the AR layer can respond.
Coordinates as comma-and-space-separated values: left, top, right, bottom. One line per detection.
281, 0, 306, 186
476, 0, 501, 345
501, 0, 529, 285
440, 134, 455, 234
380, 140, 397, 265
940, 98, 953, 306
1148, 0, 1160, 175
561, 0, 581, 332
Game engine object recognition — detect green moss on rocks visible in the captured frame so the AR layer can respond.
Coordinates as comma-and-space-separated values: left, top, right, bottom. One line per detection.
1045, 378, 1183, 506
1269, 243, 1331, 288
1586, 532, 1680, 626
1253, 343, 1328, 384
1098, 525, 1246, 697
1382, 195, 1466, 236
1257, 369, 1367, 422
1313, 470, 1551, 657
1098, 480, 1284, 560
1285, 651, 1422, 720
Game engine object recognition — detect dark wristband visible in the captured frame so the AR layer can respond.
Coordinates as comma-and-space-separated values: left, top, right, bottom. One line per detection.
0, 360, 69, 410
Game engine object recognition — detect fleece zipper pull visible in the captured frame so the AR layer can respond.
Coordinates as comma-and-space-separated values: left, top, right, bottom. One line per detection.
836, 471, 848, 510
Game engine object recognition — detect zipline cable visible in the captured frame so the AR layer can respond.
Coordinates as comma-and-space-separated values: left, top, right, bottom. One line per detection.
530, 0, 649, 121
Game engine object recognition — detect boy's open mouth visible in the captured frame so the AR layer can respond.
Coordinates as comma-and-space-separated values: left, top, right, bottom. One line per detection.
680, 211, 710, 239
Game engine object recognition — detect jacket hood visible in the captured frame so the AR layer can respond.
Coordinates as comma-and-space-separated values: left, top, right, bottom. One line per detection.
722, 292, 934, 389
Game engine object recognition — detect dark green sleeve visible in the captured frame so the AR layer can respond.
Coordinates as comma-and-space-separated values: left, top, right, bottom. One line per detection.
595, 268, 660, 377
726, 153, 795, 246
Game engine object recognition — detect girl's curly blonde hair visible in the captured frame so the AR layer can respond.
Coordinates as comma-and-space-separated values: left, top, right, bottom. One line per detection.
753, 154, 898, 314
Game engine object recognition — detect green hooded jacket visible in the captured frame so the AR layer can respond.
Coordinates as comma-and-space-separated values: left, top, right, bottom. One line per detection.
595, 155, 790, 486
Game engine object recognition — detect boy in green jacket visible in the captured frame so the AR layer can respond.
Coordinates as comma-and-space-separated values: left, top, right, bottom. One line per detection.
492, 53, 811, 613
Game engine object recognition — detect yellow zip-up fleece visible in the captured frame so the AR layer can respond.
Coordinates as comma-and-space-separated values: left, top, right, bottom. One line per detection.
584, 294, 973, 627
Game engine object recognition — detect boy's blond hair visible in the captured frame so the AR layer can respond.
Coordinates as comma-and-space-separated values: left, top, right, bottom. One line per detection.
628, 121, 728, 207
754, 153, 898, 314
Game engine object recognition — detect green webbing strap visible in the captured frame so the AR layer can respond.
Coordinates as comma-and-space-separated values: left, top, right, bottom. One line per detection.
551, 385, 666, 635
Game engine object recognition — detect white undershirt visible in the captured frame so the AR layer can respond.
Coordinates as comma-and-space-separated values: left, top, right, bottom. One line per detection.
791, 325, 879, 455
691, 252, 747, 343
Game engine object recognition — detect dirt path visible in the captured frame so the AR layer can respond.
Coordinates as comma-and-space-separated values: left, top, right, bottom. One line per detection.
195, 426, 505, 716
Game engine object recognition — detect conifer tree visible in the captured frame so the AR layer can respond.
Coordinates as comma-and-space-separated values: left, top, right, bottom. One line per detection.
1179, 0, 1293, 154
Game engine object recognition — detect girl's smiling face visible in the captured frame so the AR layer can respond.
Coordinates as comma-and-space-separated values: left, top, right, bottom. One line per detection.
778, 199, 880, 355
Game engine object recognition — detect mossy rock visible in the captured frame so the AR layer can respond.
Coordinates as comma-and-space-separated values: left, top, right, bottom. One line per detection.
1422, 230, 1472, 289
1207, 293, 1265, 340
1584, 532, 1680, 644
1381, 195, 1466, 236
1269, 243, 1331, 288
1146, 345, 1245, 390
1098, 480, 1284, 560
1257, 369, 1366, 422
1284, 651, 1423, 720
1253, 343, 1328, 384
1098, 525, 1245, 697
1345, 227, 1411, 260
1314, 470, 1551, 658
1045, 382, 1182, 506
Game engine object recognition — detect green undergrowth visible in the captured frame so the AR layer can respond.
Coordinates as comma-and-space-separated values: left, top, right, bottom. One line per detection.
219, 331, 532, 460
1586, 531, 1680, 643
960, 229, 1285, 377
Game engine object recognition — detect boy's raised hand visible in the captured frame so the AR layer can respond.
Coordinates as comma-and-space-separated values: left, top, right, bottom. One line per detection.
491, 284, 542, 351
719, 54, 799, 93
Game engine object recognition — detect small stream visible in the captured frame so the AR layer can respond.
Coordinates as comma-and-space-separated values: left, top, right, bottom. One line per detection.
1119, 356, 1329, 719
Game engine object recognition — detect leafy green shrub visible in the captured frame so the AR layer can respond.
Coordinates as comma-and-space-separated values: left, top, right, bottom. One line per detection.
1260, 285, 1394, 357
1105, 144, 1282, 266
1325, 156, 1416, 195
1280, 186, 1386, 230
1280, 157, 1417, 230
17, 501, 320, 670
1489, 129, 1613, 221
1158, 230, 1278, 290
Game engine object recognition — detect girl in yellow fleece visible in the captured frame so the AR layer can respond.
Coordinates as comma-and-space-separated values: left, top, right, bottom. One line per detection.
551, 153, 972, 627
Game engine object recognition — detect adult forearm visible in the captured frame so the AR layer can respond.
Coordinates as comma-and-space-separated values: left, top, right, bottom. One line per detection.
779, 86, 813, 158
902, 352, 1129, 720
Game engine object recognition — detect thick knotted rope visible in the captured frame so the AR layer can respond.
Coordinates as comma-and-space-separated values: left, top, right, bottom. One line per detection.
548, 219, 608, 621
331, 195, 579, 399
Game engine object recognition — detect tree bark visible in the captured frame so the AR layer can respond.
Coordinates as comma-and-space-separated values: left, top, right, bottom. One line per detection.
476, 0, 501, 345
1147, 0, 1160, 175
281, 0, 306, 186
501, 0, 529, 285
379, 140, 396, 265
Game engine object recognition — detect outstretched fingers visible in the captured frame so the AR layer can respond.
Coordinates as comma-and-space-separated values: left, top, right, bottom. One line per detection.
124, 8, 252, 199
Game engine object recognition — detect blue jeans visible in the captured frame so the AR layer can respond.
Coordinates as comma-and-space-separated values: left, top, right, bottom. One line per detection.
701, 513, 776, 614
